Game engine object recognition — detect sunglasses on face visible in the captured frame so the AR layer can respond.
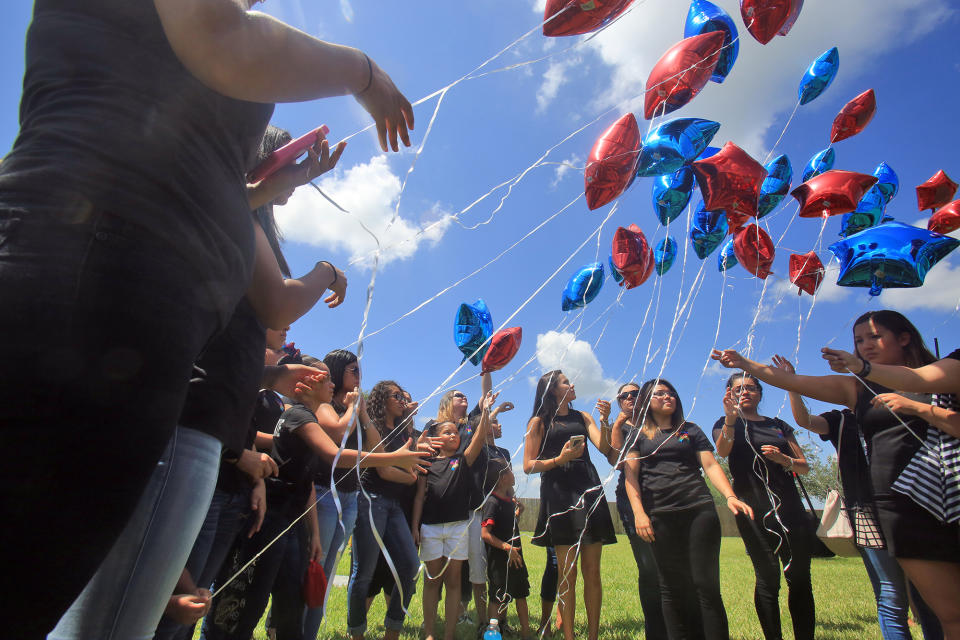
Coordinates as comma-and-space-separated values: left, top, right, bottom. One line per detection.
390, 392, 407, 403
731, 386, 759, 395
618, 389, 639, 401
452, 392, 467, 400
651, 390, 676, 399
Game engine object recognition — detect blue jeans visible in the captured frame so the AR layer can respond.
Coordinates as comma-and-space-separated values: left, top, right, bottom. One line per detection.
859, 546, 942, 640
155, 487, 253, 640
302, 488, 358, 639
49, 427, 221, 640
347, 493, 421, 635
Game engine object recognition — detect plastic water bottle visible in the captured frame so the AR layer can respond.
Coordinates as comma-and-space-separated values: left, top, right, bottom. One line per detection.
482, 618, 502, 640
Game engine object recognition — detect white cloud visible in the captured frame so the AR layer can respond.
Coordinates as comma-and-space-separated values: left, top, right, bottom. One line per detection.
535, 330, 618, 399
339, 0, 354, 23
550, 153, 582, 188
537, 56, 583, 112
533, 0, 953, 155
275, 156, 452, 269
878, 259, 960, 312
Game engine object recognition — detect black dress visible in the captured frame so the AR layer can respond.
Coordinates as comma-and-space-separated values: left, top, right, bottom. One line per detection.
855, 383, 960, 561
532, 411, 616, 547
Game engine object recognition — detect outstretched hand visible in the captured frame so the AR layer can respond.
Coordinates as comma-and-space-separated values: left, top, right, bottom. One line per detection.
771, 354, 795, 374
821, 347, 864, 374
353, 56, 414, 152
711, 349, 746, 369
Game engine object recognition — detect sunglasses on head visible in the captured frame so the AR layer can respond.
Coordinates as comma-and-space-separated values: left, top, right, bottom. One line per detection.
618, 389, 639, 401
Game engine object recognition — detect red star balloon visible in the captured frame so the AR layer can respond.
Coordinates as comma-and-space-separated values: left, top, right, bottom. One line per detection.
740, 0, 795, 45
733, 224, 775, 279
916, 170, 958, 212
791, 170, 878, 218
481, 327, 523, 373
543, 0, 634, 37
788, 251, 825, 295
691, 141, 767, 232
585, 113, 641, 210
611, 224, 655, 289
830, 89, 877, 143
643, 32, 725, 119
928, 200, 960, 235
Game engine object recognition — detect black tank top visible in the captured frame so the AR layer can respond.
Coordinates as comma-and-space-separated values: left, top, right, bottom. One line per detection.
0, 0, 274, 325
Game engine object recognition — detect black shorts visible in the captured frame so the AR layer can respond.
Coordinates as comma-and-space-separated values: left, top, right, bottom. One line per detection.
487, 551, 530, 603
875, 493, 960, 562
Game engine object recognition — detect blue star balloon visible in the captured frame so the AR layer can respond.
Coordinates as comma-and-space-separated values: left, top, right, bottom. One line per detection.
828, 221, 960, 296
690, 200, 729, 259
757, 154, 793, 218
652, 166, 695, 225
801, 147, 836, 183
798, 47, 839, 105
684, 0, 739, 84
697, 146, 721, 161
561, 262, 604, 311
608, 254, 624, 284
636, 118, 721, 177
873, 162, 899, 201
655, 236, 678, 275
454, 298, 493, 365
839, 184, 886, 237
717, 236, 738, 271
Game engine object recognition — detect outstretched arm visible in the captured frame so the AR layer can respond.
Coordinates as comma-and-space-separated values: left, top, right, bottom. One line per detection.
822, 347, 960, 395
772, 355, 829, 436
153, 0, 413, 151
465, 391, 498, 466
711, 349, 859, 410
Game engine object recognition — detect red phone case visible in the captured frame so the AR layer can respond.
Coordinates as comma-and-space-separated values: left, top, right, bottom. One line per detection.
248, 124, 330, 183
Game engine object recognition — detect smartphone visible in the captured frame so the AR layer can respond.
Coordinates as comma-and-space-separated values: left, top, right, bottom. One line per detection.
248, 124, 330, 183
569, 435, 585, 447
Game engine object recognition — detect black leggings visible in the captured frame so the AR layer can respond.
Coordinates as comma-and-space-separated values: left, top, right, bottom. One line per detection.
736, 511, 814, 640
617, 490, 667, 640
650, 505, 727, 640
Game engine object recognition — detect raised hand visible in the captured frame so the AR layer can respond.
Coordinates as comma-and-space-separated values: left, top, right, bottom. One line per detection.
595, 399, 612, 423
821, 347, 863, 374
353, 56, 414, 152
771, 354, 795, 374
711, 348, 746, 369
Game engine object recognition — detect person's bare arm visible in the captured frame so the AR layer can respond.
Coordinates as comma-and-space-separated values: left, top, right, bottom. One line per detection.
872, 393, 960, 438
700, 452, 753, 519
410, 475, 427, 545
465, 392, 498, 466
822, 348, 960, 395
153, 0, 413, 151
772, 355, 830, 436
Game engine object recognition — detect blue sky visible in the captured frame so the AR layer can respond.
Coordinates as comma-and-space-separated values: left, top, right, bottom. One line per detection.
2, 1, 958, 497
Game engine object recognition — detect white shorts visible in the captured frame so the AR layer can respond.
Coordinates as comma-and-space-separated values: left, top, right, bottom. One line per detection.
466, 513, 487, 584
420, 519, 471, 562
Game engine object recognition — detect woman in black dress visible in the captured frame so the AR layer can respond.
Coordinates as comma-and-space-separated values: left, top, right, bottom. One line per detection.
712, 309, 960, 637
522, 370, 615, 640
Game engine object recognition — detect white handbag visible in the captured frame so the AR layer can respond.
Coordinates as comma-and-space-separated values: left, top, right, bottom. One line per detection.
816, 489, 858, 557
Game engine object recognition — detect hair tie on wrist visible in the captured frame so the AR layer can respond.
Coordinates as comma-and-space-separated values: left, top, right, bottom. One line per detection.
857, 358, 871, 378
358, 53, 373, 95
319, 260, 337, 285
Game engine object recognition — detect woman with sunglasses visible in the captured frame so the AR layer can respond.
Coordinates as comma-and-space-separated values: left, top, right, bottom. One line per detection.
712, 372, 814, 640
624, 378, 751, 640
523, 370, 615, 640
713, 310, 960, 637
607, 383, 667, 640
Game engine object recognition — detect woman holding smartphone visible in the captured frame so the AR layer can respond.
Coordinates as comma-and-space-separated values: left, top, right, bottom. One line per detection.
523, 370, 615, 640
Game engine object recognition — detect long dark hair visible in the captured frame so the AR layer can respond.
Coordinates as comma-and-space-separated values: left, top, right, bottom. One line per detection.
253, 125, 292, 277
531, 370, 565, 428
368, 380, 403, 434
637, 378, 686, 440
853, 310, 936, 367
323, 349, 358, 398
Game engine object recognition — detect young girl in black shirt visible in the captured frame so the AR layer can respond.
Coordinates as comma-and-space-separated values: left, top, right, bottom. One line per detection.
412, 391, 497, 640
624, 378, 751, 640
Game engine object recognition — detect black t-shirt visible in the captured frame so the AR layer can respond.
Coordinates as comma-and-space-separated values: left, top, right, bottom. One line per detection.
179, 298, 265, 452
947, 349, 960, 362
218, 388, 285, 494
1, 1, 274, 326
361, 424, 423, 514
629, 422, 714, 513
313, 398, 361, 494
421, 453, 476, 525
712, 416, 804, 517
818, 409, 873, 508
267, 403, 319, 516
482, 493, 520, 559
855, 382, 930, 499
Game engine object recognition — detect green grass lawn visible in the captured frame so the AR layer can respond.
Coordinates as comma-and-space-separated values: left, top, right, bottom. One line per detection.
231, 535, 913, 639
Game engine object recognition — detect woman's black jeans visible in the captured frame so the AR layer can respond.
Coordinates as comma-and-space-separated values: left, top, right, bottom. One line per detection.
650, 505, 727, 640
736, 510, 815, 640
616, 480, 668, 639
0, 210, 221, 639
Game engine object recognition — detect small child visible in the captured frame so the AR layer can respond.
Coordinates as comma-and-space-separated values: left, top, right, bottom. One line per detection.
412, 391, 498, 640
481, 458, 532, 639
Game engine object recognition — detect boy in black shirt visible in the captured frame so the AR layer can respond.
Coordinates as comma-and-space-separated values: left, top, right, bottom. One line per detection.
481, 459, 531, 639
